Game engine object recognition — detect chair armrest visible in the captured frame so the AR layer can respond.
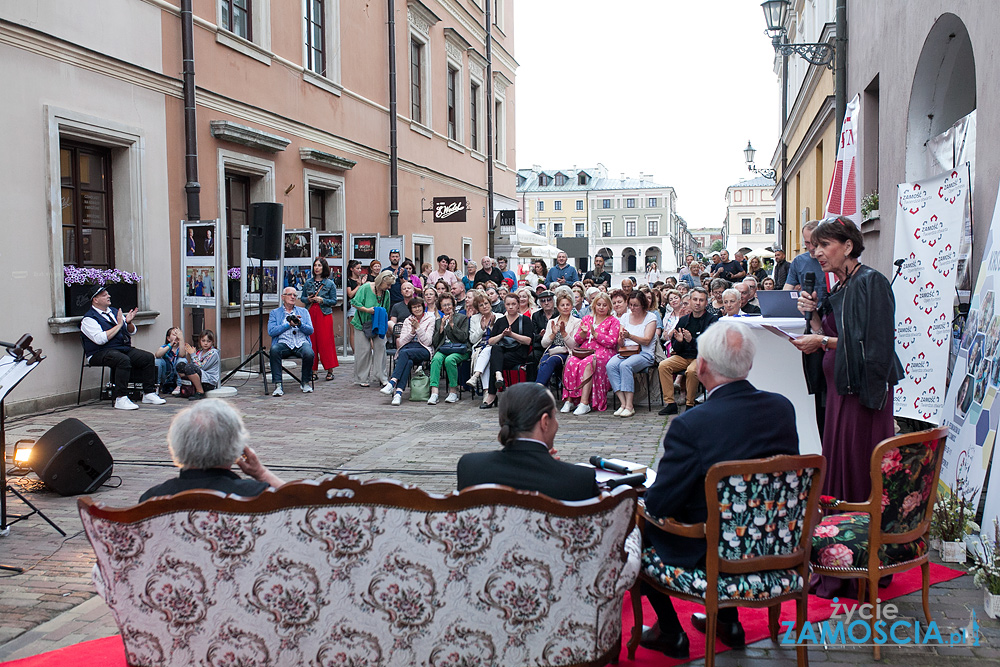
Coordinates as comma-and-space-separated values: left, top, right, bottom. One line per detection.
637, 502, 705, 539
820, 495, 873, 514
614, 527, 642, 595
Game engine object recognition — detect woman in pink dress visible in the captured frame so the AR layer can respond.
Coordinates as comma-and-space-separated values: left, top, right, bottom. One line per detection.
561, 293, 620, 415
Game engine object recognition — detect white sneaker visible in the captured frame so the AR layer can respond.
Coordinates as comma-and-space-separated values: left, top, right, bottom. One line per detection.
142, 393, 166, 405
427, 394, 439, 405
573, 403, 592, 416
620, 408, 635, 418
171, 386, 181, 396
561, 401, 575, 413
613, 406, 625, 417
114, 396, 139, 411
445, 392, 459, 403
391, 393, 402, 406
301, 384, 313, 393
272, 384, 284, 397
380, 382, 395, 396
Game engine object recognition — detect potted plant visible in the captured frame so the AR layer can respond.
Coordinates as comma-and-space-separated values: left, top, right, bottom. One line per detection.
227, 267, 242, 306
972, 519, 1000, 619
931, 479, 978, 563
63, 266, 142, 317
861, 191, 879, 221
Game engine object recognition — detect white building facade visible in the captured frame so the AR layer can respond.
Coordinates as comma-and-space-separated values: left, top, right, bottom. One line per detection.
724, 176, 778, 253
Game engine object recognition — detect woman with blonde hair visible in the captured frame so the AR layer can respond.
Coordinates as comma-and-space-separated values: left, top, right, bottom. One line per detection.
463, 260, 478, 290
351, 269, 395, 387
536, 290, 580, 387
560, 292, 620, 415
516, 287, 536, 316
466, 291, 498, 391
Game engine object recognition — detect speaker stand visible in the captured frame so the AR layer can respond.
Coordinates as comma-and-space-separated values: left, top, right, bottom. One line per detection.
1, 400, 66, 573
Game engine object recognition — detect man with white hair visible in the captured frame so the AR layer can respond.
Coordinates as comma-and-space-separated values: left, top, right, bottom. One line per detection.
474, 255, 504, 286
268, 287, 315, 396
638, 322, 799, 658
742, 276, 760, 307
139, 399, 284, 501
734, 282, 761, 314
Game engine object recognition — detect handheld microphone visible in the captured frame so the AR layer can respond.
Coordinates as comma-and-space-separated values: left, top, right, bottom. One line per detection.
802, 272, 816, 323
603, 472, 647, 489
589, 456, 633, 475
894, 258, 905, 267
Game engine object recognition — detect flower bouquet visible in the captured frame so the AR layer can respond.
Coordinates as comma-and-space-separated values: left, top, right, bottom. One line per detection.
931, 478, 978, 563
861, 191, 879, 221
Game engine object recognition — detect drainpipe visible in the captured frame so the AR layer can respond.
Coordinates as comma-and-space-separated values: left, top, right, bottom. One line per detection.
835, 0, 847, 139
387, 0, 399, 236
485, 0, 495, 257
181, 0, 204, 336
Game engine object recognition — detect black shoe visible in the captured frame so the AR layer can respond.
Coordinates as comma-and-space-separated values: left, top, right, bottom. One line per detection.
188, 392, 205, 401
480, 398, 497, 409
690, 612, 746, 648
639, 623, 690, 658
658, 403, 678, 416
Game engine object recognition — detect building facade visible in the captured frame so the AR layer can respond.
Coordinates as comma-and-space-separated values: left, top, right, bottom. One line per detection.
516, 166, 597, 243
1, 0, 516, 412
723, 176, 778, 253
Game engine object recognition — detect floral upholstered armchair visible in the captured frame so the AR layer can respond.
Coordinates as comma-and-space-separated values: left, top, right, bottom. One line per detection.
628, 454, 826, 667
810, 426, 948, 660
79, 476, 641, 667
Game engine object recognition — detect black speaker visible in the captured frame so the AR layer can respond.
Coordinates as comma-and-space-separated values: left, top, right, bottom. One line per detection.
248, 202, 283, 260
30, 418, 114, 496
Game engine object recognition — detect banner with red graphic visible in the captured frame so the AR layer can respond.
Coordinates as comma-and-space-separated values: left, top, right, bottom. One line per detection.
824, 94, 861, 225
893, 167, 968, 424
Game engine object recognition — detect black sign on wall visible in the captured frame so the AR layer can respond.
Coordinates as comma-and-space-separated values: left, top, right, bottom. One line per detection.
433, 197, 467, 222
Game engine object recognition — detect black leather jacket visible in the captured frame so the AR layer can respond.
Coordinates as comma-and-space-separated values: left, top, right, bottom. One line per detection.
822, 264, 903, 410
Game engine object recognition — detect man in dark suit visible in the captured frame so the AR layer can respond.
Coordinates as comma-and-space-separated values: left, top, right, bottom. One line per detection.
457, 383, 598, 501
639, 321, 799, 658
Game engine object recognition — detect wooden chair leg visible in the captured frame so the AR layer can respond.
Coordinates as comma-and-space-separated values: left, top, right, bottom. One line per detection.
626, 582, 643, 660
857, 576, 867, 604
796, 596, 810, 667
868, 574, 880, 660
768, 604, 780, 642
704, 610, 718, 667
921, 561, 932, 622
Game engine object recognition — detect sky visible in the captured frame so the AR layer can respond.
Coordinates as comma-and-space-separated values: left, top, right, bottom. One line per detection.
513, 0, 781, 230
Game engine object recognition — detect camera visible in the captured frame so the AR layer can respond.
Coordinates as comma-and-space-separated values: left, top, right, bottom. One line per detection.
287, 315, 301, 326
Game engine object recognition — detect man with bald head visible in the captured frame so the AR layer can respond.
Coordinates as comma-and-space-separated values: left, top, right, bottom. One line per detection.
474, 255, 504, 285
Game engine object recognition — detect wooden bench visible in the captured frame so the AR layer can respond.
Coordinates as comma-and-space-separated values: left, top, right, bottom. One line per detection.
79, 475, 641, 666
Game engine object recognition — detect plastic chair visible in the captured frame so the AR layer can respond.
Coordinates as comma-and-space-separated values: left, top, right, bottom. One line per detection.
628, 454, 826, 667
810, 426, 948, 660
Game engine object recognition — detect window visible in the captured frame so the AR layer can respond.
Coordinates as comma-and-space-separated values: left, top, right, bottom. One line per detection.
554, 201, 562, 211
537, 174, 550, 186
447, 66, 458, 140
470, 82, 479, 150
536, 200, 544, 211
626, 198, 635, 208
410, 39, 423, 122
578, 173, 588, 185
308, 188, 327, 230
575, 222, 585, 237
647, 219, 658, 236
602, 199, 611, 209
60, 141, 114, 269
555, 173, 566, 186
537, 222, 546, 234
734, 189, 742, 202
221, 0, 252, 40
576, 200, 584, 210
494, 99, 504, 161
626, 220, 636, 237
225, 172, 251, 268
305, 0, 325, 75
749, 189, 754, 202
602, 221, 612, 237
766, 217, 775, 235
553, 222, 563, 237
648, 197, 657, 207
742, 218, 752, 235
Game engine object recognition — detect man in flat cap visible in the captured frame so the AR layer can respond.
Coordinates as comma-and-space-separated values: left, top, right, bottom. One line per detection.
80, 285, 166, 410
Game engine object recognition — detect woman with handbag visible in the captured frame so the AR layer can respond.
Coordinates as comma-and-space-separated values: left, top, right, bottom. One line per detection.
607, 291, 658, 417
480, 293, 535, 409
381, 298, 435, 405
351, 270, 394, 387
466, 291, 497, 392
560, 293, 621, 415
427, 293, 470, 405
535, 291, 580, 387
301, 257, 339, 381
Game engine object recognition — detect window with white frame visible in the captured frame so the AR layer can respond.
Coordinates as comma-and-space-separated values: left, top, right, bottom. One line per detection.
410, 39, 424, 122
647, 218, 658, 236
602, 199, 611, 209
494, 98, 504, 162
407, 3, 437, 127
553, 222, 563, 237
537, 200, 544, 211
446, 66, 458, 140
469, 81, 480, 150
575, 222, 585, 237
602, 220, 612, 237
444, 32, 465, 144
468, 53, 486, 152
576, 200, 584, 210
648, 197, 657, 207
766, 217, 775, 234
537, 222, 546, 234
742, 218, 752, 234
626, 198, 635, 208
554, 200, 562, 211
217, 0, 272, 57
221, 0, 252, 40
554, 173, 566, 186
625, 220, 636, 237
304, 0, 325, 75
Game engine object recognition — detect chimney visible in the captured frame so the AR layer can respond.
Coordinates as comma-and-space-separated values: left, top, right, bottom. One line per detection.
532, 164, 541, 172
620, 172, 625, 181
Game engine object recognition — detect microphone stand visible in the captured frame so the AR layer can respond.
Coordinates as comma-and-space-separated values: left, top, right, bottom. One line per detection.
889, 260, 905, 287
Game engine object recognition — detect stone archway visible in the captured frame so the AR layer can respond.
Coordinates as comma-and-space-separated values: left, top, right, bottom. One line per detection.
906, 14, 976, 180
622, 247, 637, 273
644, 246, 661, 272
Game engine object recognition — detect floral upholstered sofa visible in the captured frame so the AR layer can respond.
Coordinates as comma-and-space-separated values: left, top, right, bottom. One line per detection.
79, 475, 641, 667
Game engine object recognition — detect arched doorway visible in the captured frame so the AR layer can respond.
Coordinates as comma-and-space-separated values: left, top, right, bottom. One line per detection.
644, 246, 660, 272
906, 14, 976, 180
597, 247, 614, 272
622, 247, 637, 273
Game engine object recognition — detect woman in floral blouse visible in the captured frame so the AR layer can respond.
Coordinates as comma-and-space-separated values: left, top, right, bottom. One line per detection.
560, 293, 620, 415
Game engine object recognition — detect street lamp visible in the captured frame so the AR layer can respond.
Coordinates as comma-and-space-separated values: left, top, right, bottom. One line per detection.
760, 0, 834, 69
743, 141, 776, 180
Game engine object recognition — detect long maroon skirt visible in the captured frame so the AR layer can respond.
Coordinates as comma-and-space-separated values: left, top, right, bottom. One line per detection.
309, 304, 339, 372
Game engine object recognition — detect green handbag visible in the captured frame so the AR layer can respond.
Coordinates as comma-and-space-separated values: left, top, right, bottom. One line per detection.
408, 367, 431, 401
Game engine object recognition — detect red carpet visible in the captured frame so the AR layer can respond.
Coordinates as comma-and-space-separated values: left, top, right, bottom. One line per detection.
0, 564, 965, 667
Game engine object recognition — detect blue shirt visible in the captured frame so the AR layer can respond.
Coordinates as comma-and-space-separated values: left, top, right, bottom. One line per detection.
501, 269, 517, 284
546, 264, 579, 285
268, 305, 314, 348
786, 252, 827, 304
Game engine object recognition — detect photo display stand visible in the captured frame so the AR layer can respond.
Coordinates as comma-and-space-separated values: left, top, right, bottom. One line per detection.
179, 220, 222, 354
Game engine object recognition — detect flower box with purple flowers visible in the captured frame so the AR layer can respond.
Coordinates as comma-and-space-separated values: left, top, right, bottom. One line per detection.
63, 266, 142, 317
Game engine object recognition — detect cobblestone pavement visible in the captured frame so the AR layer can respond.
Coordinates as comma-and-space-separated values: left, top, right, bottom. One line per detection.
0, 362, 995, 664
